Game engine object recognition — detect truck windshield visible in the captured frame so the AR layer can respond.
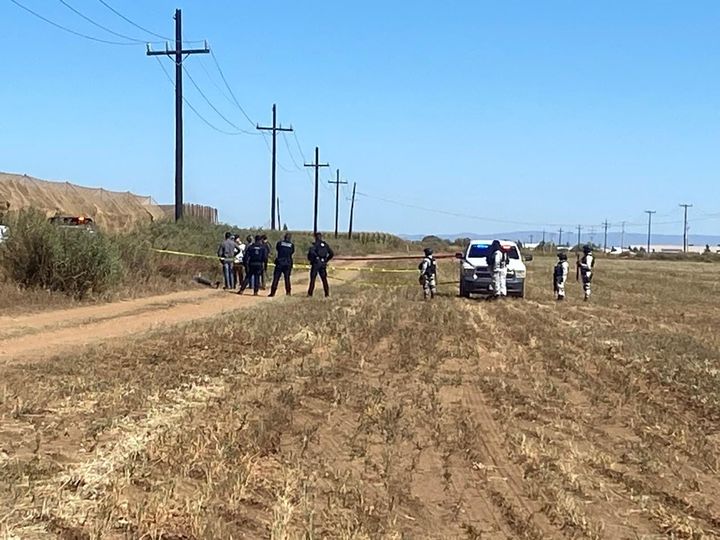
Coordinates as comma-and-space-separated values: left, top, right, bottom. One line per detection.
467, 244, 520, 260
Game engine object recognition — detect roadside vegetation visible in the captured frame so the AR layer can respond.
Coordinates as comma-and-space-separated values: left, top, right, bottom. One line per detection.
0, 208, 408, 311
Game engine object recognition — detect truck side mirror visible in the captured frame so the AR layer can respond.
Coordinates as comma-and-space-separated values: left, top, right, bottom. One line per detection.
454, 252, 463, 259
525, 253, 534, 262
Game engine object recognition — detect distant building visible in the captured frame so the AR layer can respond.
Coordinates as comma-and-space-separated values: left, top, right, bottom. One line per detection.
628, 244, 719, 254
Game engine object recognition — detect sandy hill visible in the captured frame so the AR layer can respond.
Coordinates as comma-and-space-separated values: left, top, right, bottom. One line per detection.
0, 172, 166, 232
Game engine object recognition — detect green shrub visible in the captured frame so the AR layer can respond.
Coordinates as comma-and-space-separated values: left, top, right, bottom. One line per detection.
0, 209, 122, 299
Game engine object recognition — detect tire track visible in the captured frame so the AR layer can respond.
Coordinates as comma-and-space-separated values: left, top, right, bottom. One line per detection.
461, 384, 560, 539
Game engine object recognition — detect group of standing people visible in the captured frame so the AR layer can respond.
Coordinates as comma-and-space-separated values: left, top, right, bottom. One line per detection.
553, 245, 594, 301
217, 232, 335, 298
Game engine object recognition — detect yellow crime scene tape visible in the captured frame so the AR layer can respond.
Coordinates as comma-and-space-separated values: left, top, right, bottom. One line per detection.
151, 248, 418, 273
152, 248, 461, 288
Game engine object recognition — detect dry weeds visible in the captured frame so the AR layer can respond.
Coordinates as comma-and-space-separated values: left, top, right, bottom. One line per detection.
1, 257, 720, 538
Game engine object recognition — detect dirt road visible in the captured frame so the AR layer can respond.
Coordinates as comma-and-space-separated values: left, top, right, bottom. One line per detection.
0, 259, 368, 363
0, 288, 269, 363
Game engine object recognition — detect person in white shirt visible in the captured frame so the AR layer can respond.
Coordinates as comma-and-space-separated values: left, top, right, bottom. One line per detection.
232, 235, 246, 290
487, 240, 508, 299
577, 245, 595, 301
553, 252, 569, 300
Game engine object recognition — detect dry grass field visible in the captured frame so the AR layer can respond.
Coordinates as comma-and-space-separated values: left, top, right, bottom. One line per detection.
2, 256, 720, 539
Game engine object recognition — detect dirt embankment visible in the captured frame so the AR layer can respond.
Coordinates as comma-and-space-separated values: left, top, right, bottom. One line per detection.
0, 172, 166, 231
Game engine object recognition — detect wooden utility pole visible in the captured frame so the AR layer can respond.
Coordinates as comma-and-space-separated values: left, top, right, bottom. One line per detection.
277, 197, 282, 230
257, 104, 293, 230
348, 182, 357, 240
147, 9, 209, 221
576, 225, 582, 248
679, 203, 692, 252
328, 169, 348, 238
645, 210, 656, 253
303, 147, 329, 235
558, 227, 563, 246
602, 220, 609, 252
620, 221, 626, 250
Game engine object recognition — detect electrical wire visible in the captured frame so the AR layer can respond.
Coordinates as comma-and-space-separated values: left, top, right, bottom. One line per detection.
95, 0, 170, 41
9, 0, 138, 45
281, 132, 303, 170
291, 131, 316, 184
57, 0, 146, 43
209, 49, 256, 128
182, 64, 257, 135
153, 57, 244, 136
356, 191, 588, 229
197, 57, 241, 110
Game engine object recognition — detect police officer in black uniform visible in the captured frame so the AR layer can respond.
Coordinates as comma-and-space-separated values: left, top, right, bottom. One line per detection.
307, 232, 334, 297
238, 235, 268, 296
269, 233, 295, 297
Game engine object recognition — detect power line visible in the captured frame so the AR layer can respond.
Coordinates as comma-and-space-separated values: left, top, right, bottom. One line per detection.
292, 131, 317, 185
182, 64, 256, 134
57, 0, 145, 43
281, 132, 303, 170
154, 57, 242, 136
196, 57, 245, 111
209, 49, 256, 128
356, 191, 577, 229
96, 0, 171, 41
10, 0, 138, 45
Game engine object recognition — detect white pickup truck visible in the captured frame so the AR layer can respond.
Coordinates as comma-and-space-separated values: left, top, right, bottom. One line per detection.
456, 240, 529, 298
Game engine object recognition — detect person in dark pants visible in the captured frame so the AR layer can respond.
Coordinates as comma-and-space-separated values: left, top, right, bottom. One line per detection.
232, 235, 246, 289
260, 234, 271, 290
269, 233, 295, 297
217, 232, 238, 290
307, 232, 334, 297
238, 235, 268, 296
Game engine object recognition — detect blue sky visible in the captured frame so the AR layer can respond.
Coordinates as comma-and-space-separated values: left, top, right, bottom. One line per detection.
1, 0, 719, 237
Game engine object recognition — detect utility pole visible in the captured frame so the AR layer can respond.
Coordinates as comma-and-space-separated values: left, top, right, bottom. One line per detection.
529, 234, 534, 244
577, 225, 582, 249
328, 169, 348, 239
257, 104, 293, 230
304, 147, 329, 235
679, 203, 692, 252
147, 9, 209, 221
602, 220, 609, 252
620, 221, 626, 250
348, 182, 357, 240
558, 227, 563, 246
277, 197, 282, 230
645, 210, 656, 253
542, 230, 546, 243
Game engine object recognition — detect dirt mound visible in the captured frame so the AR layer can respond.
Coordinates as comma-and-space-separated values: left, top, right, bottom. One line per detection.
0, 172, 166, 231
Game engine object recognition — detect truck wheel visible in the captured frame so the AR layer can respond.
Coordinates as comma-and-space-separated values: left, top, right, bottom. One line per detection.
459, 281, 470, 298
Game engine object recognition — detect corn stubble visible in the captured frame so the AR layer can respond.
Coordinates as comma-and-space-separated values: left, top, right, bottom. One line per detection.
1, 258, 720, 538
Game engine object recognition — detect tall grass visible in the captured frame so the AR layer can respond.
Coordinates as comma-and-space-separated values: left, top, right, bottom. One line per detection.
0, 209, 122, 299
0, 211, 412, 301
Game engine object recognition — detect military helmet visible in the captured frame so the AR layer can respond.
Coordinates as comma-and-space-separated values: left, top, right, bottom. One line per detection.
583, 244, 592, 254
557, 252, 567, 261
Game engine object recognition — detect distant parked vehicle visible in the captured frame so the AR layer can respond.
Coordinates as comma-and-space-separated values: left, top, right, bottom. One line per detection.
0, 224, 8, 244
49, 215, 95, 232
456, 239, 528, 298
